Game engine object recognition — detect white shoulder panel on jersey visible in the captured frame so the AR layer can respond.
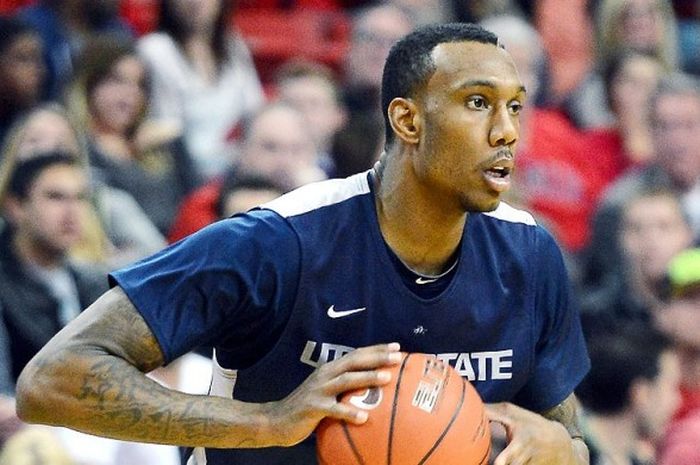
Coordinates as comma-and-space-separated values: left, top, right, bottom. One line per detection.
484, 201, 537, 226
262, 172, 370, 218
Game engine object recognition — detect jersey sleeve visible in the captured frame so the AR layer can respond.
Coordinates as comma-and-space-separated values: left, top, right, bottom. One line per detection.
109, 209, 300, 364
512, 226, 591, 412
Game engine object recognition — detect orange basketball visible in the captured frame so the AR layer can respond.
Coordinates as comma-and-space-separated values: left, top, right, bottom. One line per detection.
316, 352, 491, 465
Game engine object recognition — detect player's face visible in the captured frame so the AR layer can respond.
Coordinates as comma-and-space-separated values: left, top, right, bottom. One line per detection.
414, 41, 525, 212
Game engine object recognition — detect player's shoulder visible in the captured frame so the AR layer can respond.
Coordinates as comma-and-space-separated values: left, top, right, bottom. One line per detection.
482, 201, 538, 227
261, 172, 371, 219
480, 202, 559, 250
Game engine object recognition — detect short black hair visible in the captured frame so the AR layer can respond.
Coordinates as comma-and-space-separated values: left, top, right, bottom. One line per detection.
8, 152, 80, 200
381, 23, 499, 147
576, 323, 673, 414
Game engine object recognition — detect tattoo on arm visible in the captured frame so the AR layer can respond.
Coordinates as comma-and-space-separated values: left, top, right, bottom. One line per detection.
541, 394, 584, 439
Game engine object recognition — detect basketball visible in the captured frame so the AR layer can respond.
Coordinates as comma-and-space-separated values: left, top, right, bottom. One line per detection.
316, 352, 491, 465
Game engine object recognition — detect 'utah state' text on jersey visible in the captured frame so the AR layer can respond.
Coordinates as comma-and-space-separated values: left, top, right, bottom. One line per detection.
111, 171, 590, 465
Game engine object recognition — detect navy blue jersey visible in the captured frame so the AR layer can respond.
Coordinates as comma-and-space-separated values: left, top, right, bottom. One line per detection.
111, 171, 590, 465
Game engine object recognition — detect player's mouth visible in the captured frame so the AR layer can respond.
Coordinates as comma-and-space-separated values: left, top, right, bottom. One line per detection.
482, 160, 513, 193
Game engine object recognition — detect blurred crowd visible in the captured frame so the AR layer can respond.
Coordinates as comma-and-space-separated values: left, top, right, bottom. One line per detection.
0, 0, 699, 464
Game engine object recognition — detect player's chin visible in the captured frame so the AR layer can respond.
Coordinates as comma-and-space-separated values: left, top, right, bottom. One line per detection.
460, 194, 501, 213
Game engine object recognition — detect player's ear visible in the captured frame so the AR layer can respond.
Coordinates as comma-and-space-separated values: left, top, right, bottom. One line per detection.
388, 97, 421, 145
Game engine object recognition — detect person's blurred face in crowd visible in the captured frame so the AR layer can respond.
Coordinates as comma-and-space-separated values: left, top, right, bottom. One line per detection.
653, 92, 700, 189
7, 163, 88, 257
635, 349, 681, 441
16, 109, 81, 159
89, 54, 146, 136
277, 74, 347, 153
620, 192, 693, 284
0, 31, 44, 109
345, 5, 413, 89
617, 0, 666, 54
239, 105, 322, 190
610, 54, 663, 117
171, 0, 221, 33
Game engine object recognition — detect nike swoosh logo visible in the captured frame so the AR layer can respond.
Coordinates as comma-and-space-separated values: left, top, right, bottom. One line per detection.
415, 277, 438, 284
327, 305, 367, 318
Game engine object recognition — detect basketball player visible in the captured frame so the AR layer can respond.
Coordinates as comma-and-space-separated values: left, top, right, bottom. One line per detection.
16, 24, 591, 465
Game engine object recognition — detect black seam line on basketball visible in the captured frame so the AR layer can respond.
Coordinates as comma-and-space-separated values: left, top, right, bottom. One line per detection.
388, 353, 411, 465
416, 375, 466, 465
477, 442, 491, 465
341, 421, 367, 465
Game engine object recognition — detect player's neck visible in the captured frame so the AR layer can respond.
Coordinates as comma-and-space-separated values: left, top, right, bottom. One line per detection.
373, 155, 466, 276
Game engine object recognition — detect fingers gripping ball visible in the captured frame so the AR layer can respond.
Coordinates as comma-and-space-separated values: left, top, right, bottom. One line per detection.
316, 352, 491, 465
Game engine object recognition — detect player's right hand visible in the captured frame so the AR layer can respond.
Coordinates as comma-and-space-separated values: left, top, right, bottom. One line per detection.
261, 342, 402, 447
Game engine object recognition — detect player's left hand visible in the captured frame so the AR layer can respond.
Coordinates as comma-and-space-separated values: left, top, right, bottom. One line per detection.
486, 402, 580, 465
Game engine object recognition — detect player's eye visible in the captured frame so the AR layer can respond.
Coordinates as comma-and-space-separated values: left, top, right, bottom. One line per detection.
466, 96, 489, 110
508, 101, 523, 115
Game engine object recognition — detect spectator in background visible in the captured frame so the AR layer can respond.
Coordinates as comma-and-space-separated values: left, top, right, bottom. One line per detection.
592, 73, 700, 250
565, 0, 680, 129
596, 0, 679, 70
138, 0, 264, 180
0, 153, 107, 384
0, 103, 166, 269
653, 248, 700, 465
168, 102, 324, 242
602, 51, 666, 167
274, 60, 347, 177
67, 36, 199, 236
17, 0, 132, 100
216, 173, 284, 220
577, 324, 681, 465
0, 16, 45, 146
333, 4, 413, 177
579, 185, 693, 334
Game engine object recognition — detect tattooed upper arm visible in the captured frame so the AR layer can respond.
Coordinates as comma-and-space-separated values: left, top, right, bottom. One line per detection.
540, 393, 584, 439
70, 286, 165, 373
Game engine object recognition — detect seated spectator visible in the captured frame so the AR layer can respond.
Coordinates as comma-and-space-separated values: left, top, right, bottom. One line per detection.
0, 103, 166, 268
333, 4, 413, 177
0, 16, 45, 146
137, 0, 265, 179
654, 249, 700, 465
577, 324, 681, 465
168, 102, 323, 242
216, 173, 284, 220
67, 35, 200, 235
602, 51, 666, 167
562, 0, 680, 129
17, 0, 133, 100
0, 153, 107, 383
274, 60, 347, 177
579, 185, 693, 333
591, 72, 700, 251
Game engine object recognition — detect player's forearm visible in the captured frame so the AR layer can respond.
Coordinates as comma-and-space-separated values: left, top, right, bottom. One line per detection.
16, 347, 276, 448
